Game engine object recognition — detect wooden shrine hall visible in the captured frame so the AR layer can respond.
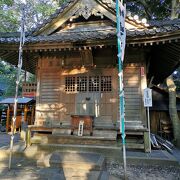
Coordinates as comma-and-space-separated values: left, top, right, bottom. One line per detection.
0, 0, 180, 152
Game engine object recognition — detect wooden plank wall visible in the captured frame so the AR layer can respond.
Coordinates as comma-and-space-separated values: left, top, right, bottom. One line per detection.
35, 51, 147, 129
35, 56, 62, 127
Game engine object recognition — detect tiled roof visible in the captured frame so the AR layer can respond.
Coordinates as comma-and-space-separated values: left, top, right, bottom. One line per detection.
0, 0, 179, 45
0, 97, 35, 104
0, 19, 179, 44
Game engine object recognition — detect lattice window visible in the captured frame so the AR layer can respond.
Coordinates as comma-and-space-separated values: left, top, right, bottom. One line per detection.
65, 77, 75, 92
89, 76, 99, 92
77, 76, 87, 92
101, 76, 112, 92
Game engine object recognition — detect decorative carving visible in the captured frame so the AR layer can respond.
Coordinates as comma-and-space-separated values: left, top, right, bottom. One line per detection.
75, 3, 104, 20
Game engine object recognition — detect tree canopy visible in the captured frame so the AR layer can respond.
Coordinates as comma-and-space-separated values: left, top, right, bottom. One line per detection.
0, 0, 179, 33
125, 0, 179, 20
0, 0, 59, 32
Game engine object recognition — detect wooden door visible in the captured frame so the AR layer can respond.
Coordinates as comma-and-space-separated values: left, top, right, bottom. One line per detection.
75, 76, 100, 118
74, 73, 116, 128
76, 92, 100, 116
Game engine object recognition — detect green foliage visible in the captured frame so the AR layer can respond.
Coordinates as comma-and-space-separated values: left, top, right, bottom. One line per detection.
56, 0, 67, 6
19, 0, 58, 30
0, 0, 13, 6
0, 0, 59, 32
0, 0, 19, 32
26, 73, 36, 83
0, 61, 27, 97
125, 0, 178, 20
173, 67, 180, 92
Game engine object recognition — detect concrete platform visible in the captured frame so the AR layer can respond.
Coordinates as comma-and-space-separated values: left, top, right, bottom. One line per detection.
1, 133, 180, 179
0, 141, 179, 180
37, 151, 105, 170
0, 133, 179, 166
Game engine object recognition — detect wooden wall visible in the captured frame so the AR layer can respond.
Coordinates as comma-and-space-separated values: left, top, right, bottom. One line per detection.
35, 49, 147, 130
150, 111, 180, 137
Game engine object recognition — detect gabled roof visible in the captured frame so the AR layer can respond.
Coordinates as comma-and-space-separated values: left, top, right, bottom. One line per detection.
29, 0, 147, 36
0, 19, 179, 45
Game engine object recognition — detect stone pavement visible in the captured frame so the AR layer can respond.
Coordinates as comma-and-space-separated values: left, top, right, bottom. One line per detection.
0, 156, 114, 180
0, 133, 180, 179
0, 133, 20, 148
172, 148, 180, 164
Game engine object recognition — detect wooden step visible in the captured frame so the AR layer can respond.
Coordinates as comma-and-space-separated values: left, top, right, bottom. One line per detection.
125, 121, 145, 130
32, 134, 117, 146
93, 130, 117, 140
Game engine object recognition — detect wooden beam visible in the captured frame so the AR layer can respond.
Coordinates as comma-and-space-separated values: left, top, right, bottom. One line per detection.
6, 105, 10, 132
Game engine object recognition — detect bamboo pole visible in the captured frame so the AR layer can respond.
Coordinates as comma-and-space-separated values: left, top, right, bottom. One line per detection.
8, 5, 25, 170
116, 0, 127, 179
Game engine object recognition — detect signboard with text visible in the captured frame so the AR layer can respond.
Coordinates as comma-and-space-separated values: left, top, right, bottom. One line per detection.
143, 88, 152, 107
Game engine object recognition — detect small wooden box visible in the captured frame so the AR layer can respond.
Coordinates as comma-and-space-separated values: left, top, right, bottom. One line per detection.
71, 115, 93, 135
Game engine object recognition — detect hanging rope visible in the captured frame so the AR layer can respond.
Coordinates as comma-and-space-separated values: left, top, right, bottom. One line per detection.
116, 0, 127, 179
8, 5, 25, 170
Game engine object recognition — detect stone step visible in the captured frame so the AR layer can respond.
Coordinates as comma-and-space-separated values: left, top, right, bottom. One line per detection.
62, 169, 101, 180
37, 151, 105, 171
37, 144, 122, 161
31, 134, 43, 144
32, 134, 117, 146
92, 130, 117, 140
52, 128, 72, 135
125, 121, 145, 130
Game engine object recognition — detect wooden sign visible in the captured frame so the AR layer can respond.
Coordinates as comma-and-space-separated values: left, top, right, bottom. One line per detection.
143, 88, 152, 107
78, 120, 84, 136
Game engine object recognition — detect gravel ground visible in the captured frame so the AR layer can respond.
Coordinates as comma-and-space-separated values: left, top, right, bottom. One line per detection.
107, 161, 180, 180
0, 160, 179, 180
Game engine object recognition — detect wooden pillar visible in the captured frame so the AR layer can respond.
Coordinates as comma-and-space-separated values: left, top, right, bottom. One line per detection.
6, 105, 10, 132
144, 131, 151, 152
24, 105, 28, 123
31, 105, 35, 125
26, 127, 31, 146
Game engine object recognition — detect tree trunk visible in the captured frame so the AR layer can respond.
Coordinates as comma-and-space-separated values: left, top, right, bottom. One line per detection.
166, 75, 180, 147
171, 0, 180, 18
165, 0, 180, 147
